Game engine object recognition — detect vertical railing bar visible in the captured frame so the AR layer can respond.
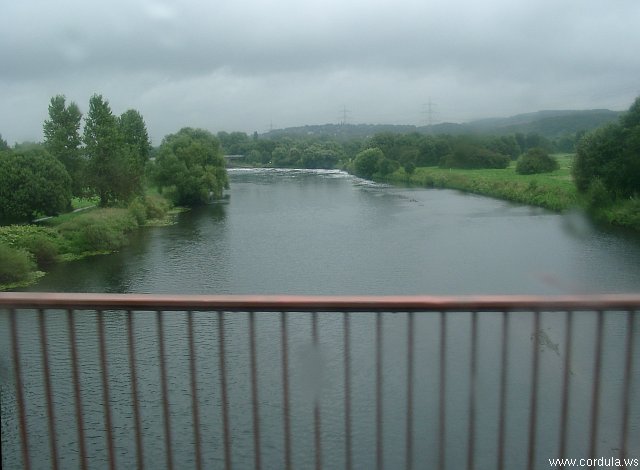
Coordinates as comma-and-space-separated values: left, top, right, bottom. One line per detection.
67, 309, 88, 470
9, 308, 31, 470
438, 311, 447, 470
188, 311, 203, 470
619, 310, 635, 462
559, 310, 574, 464
312, 311, 323, 470
405, 312, 414, 470
467, 311, 478, 470
38, 308, 60, 470
497, 311, 510, 470
98, 310, 116, 470
218, 311, 233, 470
527, 310, 541, 470
249, 311, 263, 470
343, 311, 353, 470
157, 310, 174, 470
127, 311, 144, 470
376, 311, 384, 470
281, 311, 292, 470
588, 310, 604, 468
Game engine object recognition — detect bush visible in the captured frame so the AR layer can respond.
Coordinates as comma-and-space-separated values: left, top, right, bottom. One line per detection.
0, 243, 36, 284
516, 148, 559, 174
128, 198, 148, 225
440, 144, 510, 169
0, 225, 63, 267
144, 194, 171, 219
57, 209, 138, 253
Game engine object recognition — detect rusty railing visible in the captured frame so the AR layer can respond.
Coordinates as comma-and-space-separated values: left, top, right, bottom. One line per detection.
1, 293, 639, 470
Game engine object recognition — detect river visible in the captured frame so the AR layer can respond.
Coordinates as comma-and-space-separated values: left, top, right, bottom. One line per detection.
26, 168, 640, 294
2, 169, 639, 469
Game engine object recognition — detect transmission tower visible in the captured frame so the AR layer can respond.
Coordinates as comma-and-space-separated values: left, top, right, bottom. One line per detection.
340, 105, 351, 125
422, 98, 437, 131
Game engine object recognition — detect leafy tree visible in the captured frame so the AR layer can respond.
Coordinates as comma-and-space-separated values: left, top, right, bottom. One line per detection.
154, 128, 229, 205
0, 147, 71, 222
84, 95, 142, 206
119, 109, 152, 197
43, 95, 84, 196
353, 148, 384, 179
574, 96, 640, 200
0, 133, 9, 151
515, 148, 559, 174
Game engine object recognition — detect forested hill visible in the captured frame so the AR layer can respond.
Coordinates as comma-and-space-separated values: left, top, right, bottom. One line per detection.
264, 109, 622, 140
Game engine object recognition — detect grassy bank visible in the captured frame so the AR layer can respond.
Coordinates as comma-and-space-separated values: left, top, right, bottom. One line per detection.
384, 154, 578, 212
0, 193, 174, 290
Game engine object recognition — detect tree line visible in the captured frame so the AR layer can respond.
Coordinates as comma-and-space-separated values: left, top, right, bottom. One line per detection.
0, 95, 228, 223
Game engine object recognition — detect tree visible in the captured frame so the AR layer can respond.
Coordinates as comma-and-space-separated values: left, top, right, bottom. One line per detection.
154, 128, 229, 205
0, 147, 71, 222
516, 148, 559, 174
353, 148, 384, 179
84, 95, 141, 206
43, 95, 84, 195
573, 96, 640, 199
0, 133, 9, 151
119, 109, 152, 197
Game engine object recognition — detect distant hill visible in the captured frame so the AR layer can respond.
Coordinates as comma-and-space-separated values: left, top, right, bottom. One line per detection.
264, 109, 622, 140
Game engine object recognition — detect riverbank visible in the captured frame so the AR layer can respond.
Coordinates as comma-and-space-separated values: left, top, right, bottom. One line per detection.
378, 155, 640, 232
383, 155, 577, 212
0, 194, 176, 291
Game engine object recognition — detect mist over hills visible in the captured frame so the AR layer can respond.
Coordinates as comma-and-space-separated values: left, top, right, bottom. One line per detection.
264, 109, 622, 140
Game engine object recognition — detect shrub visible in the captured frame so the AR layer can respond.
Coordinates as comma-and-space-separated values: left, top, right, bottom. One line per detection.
144, 194, 171, 219
516, 148, 559, 174
440, 144, 510, 169
128, 198, 148, 225
0, 225, 63, 267
57, 209, 138, 253
0, 243, 36, 284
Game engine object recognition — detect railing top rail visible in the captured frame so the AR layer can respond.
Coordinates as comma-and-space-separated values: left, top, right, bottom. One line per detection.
1, 292, 640, 312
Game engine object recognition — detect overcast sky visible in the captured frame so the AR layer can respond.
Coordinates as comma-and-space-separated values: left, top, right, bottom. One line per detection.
1, 0, 639, 144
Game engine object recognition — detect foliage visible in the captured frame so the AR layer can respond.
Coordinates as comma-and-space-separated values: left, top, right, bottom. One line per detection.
0, 225, 62, 268
57, 208, 138, 252
516, 148, 559, 174
119, 109, 152, 197
43, 95, 84, 196
353, 148, 384, 179
154, 127, 229, 205
440, 143, 510, 169
573, 96, 640, 200
0, 243, 36, 284
83, 95, 149, 206
0, 147, 72, 223
0, 133, 9, 150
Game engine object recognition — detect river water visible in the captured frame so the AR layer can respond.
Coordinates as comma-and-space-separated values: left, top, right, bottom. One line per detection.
2, 169, 639, 469
25, 168, 640, 294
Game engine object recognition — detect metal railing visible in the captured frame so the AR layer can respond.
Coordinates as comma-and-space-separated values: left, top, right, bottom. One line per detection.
1, 293, 639, 470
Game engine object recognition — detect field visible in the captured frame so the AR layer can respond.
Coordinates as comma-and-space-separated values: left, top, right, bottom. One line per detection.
387, 154, 579, 212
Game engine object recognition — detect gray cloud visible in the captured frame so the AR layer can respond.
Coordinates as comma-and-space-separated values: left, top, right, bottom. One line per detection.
1, 0, 639, 144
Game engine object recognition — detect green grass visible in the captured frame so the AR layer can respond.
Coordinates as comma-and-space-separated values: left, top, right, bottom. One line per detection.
387, 154, 579, 212
0, 191, 174, 290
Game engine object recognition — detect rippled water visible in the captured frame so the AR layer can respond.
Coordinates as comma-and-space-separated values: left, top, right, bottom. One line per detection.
25, 168, 640, 294
2, 169, 639, 469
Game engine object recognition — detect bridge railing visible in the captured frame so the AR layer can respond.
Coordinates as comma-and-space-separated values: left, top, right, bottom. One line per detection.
1, 293, 639, 470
